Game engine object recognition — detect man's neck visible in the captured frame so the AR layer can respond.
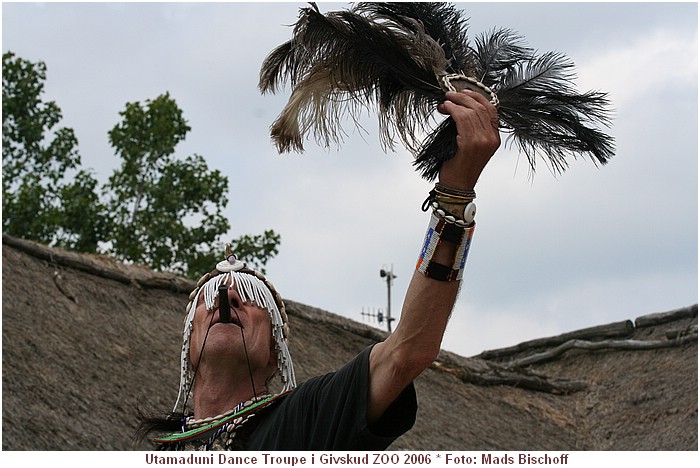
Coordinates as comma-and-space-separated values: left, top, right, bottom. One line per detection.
192, 367, 268, 420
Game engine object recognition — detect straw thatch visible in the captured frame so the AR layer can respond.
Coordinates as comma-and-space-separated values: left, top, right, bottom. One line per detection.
2, 235, 696, 450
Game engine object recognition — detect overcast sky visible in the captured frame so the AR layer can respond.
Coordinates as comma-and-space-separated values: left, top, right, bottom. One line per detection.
2, 1, 697, 358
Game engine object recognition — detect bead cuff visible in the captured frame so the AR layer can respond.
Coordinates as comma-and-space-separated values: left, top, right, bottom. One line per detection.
416, 209, 476, 281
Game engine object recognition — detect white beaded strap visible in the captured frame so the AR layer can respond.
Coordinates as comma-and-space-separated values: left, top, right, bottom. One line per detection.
416, 208, 476, 281
453, 222, 475, 281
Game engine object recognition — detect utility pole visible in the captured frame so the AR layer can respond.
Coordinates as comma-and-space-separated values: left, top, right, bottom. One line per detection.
379, 265, 397, 333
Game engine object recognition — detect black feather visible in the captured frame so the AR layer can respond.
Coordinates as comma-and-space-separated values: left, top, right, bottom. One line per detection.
495, 51, 615, 174
471, 28, 533, 86
259, 2, 615, 180
259, 3, 450, 154
352, 2, 474, 74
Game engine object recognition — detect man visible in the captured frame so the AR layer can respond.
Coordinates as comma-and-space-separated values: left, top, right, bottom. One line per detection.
142, 89, 500, 450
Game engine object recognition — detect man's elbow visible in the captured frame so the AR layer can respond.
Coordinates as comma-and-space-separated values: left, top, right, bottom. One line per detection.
393, 344, 440, 381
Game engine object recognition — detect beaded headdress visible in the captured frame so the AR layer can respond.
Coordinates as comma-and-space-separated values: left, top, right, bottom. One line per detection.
173, 247, 296, 413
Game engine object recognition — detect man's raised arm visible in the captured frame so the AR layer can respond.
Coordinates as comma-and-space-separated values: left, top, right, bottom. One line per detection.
368, 89, 500, 423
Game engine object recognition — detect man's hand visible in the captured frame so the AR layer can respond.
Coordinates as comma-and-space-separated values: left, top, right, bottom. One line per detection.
437, 90, 500, 190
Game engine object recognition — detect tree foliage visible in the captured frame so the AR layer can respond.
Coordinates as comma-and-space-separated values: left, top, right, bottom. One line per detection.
103, 93, 229, 276
229, 230, 281, 275
2, 52, 281, 278
2, 51, 105, 252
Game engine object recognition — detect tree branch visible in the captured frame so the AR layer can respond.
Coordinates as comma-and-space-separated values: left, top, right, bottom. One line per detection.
505, 333, 698, 369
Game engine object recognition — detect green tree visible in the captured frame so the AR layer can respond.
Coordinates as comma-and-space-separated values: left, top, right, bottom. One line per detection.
229, 230, 281, 275
104, 93, 226, 275
3, 52, 281, 276
2, 51, 105, 252
104, 93, 280, 278
185, 229, 282, 279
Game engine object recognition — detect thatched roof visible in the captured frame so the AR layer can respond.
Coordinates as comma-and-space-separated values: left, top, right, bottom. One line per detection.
2, 235, 697, 450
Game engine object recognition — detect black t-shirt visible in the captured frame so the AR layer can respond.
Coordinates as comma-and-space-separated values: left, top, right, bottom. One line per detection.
248, 345, 417, 450
155, 345, 417, 451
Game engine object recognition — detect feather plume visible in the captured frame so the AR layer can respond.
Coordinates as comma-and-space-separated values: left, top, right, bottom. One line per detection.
353, 2, 474, 74
260, 3, 450, 154
259, 2, 615, 180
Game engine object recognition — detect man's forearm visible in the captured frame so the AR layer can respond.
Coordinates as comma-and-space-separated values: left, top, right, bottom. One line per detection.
367, 226, 466, 423
396, 269, 461, 360
367, 89, 499, 424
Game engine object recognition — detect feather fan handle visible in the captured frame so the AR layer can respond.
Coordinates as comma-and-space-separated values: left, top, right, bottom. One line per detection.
260, 3, 615, 181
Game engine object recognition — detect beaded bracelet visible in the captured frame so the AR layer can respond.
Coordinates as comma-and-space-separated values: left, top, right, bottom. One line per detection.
416, 206, 476, 282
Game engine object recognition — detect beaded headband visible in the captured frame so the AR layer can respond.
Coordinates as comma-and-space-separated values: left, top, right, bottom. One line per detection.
173, 248, 296, 413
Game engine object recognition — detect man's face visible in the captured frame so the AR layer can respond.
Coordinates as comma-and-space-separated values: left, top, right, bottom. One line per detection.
188, 277, 275, 377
